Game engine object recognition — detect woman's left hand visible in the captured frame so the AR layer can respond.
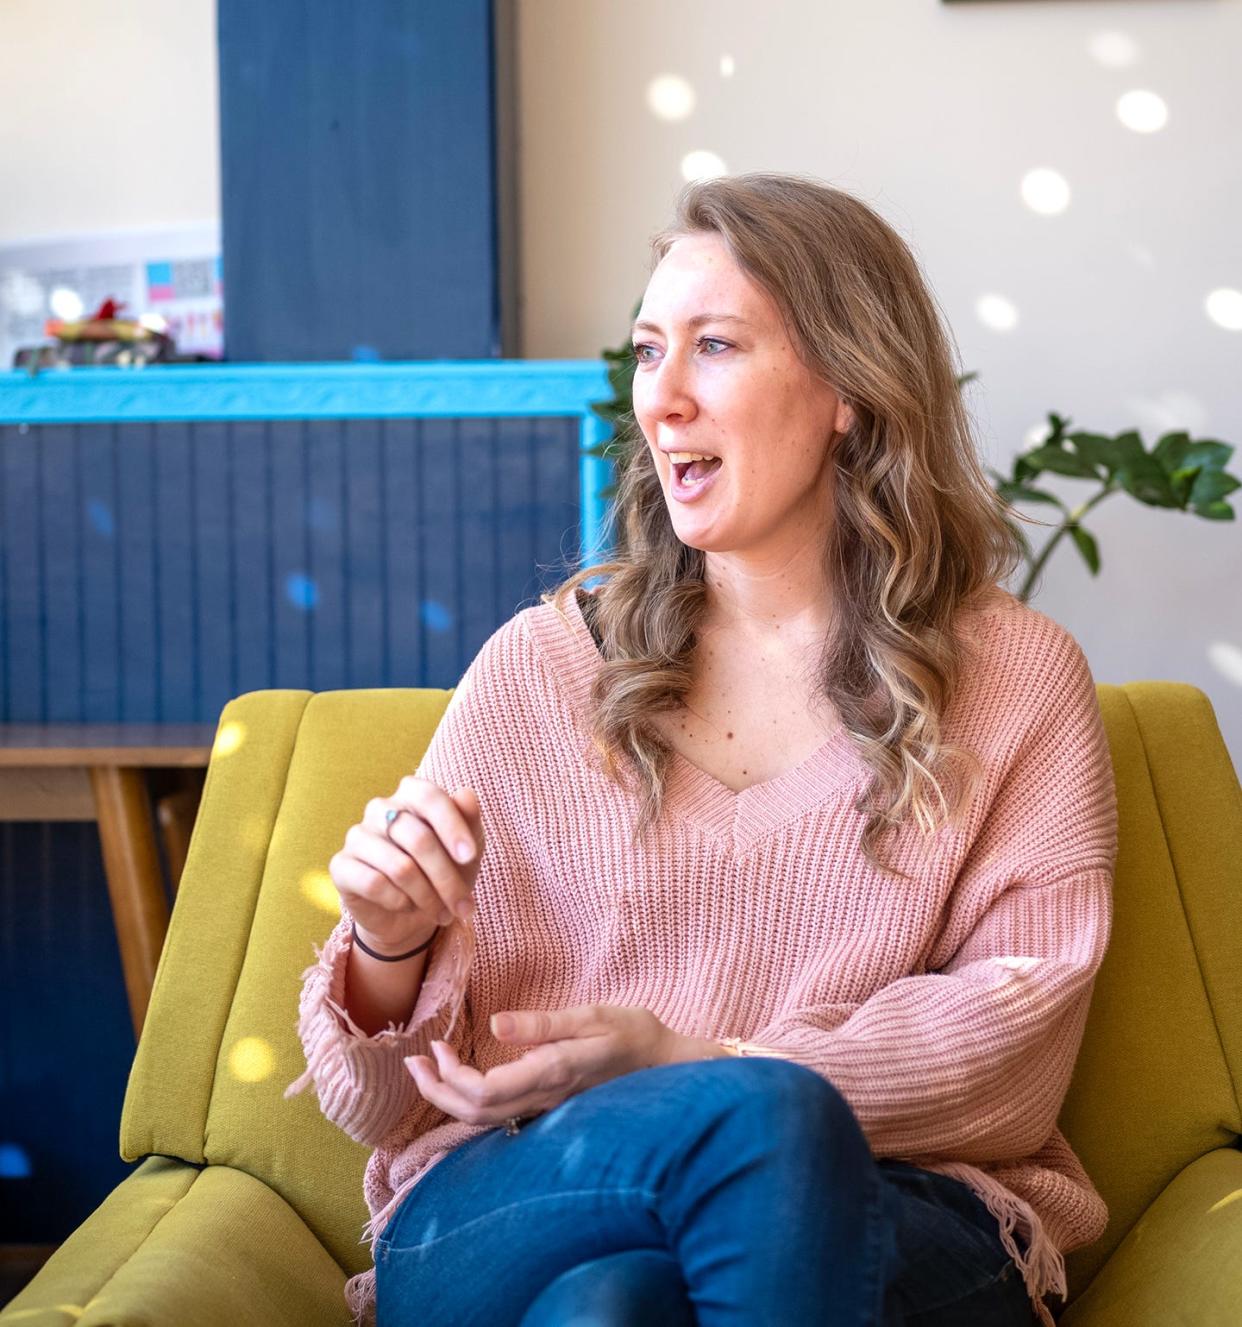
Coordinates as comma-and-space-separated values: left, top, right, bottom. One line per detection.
404, 1004, 679, 1128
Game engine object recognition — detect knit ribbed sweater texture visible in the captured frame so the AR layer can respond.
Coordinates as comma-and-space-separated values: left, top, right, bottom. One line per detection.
285, 584, 1118, 1327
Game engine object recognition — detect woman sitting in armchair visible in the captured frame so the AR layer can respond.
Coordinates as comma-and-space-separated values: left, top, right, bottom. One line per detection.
285, 171, 1118, 1327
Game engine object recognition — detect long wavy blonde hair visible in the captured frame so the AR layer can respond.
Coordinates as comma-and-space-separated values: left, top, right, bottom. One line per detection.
544, 172, 1027, 881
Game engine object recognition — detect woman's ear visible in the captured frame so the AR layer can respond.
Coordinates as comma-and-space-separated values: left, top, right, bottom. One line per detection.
835, 399, 855, 438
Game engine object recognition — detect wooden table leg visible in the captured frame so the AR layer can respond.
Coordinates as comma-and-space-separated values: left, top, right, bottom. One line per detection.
154, 769, 206, 895
88, 765, 171, 1042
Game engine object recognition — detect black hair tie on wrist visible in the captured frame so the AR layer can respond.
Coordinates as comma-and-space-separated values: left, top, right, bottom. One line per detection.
351, 918, 438, 962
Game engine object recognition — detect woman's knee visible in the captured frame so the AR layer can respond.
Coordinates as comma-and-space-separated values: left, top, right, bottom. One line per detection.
519, 1248, 695, 1327
689, 1054, 860, 1133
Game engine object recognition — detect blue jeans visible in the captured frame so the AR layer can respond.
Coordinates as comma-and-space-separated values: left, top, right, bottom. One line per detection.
374, 1057, 1039, 1325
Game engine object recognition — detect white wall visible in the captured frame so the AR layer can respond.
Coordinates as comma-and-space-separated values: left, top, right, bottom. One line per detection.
0, 0, 219, 244
1, 0, 1238, 764
516, 0, 1242, 766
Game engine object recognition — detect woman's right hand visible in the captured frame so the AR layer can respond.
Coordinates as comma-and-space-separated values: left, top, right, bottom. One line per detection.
329, 778, 485, 956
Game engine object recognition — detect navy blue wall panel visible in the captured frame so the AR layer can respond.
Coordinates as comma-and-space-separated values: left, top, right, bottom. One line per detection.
0, 415, 582, 724
218, 0, 505, 361
1, 821, 144, 1243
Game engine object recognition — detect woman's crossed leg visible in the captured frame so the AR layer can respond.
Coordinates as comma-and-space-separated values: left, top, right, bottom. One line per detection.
374, 1056, 1035, 1326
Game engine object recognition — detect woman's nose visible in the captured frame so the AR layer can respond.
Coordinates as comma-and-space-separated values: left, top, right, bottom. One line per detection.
642, 353, 697, 423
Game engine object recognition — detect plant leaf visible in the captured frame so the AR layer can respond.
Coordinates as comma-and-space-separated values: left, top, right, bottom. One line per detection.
1069, 524, 1101, 574
1180, 440, 1233, 472
1189, 470, 1241, 505
1115, 458, 1180, 507
996, 481, 1067, 510
1022, 444, 1101, 480
1064, 432, 1118, 474
1153, 430, 1192, 475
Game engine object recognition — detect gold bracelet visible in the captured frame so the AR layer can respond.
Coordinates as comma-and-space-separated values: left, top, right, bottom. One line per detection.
716, 1037, 793, 1060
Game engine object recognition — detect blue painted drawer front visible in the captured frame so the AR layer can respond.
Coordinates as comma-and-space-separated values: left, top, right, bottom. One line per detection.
0, 413, 594, 723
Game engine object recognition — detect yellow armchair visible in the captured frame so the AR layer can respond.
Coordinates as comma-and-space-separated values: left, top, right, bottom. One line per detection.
3, 680, 1240, 1326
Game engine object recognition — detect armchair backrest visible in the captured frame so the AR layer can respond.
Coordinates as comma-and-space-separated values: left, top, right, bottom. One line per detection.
1059, 681, 1242, 1296
119, 681, 1242, 1293
121, 687, 454, 1278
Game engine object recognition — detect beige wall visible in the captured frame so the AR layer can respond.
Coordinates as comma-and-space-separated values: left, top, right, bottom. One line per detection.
0, 0, 218, 244
516, 0, 1242, 761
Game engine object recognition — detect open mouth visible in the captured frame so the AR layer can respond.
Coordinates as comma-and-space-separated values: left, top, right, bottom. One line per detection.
670, 455, 723, 485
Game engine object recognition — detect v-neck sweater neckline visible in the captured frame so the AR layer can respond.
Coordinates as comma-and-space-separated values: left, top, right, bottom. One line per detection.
523, 587, 869, 852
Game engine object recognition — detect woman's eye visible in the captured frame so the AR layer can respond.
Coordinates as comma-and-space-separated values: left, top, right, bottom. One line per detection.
631, 337, 729, 363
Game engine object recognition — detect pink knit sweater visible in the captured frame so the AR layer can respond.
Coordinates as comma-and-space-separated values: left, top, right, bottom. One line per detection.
285, 584, 1117, 1327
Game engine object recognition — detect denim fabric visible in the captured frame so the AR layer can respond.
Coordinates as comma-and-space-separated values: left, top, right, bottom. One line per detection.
374, 1057, 1039, 1326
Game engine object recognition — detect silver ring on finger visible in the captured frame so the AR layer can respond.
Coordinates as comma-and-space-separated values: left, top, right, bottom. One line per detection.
384, 806, 407, 844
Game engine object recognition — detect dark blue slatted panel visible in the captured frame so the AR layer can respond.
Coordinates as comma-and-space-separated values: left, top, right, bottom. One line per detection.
269, 420, 312, 696
194, 419, 235, 714
41, 427, 81, 721
343, 418, 385, 688
79, 425, 121, 720
154, 422, 196, 722
419, 418, 464, 689
232, 420, 274, 691
117, 424, 158, 721
3, 428, 43, 718
381, 416, 423, 686
0, 414, 584, 722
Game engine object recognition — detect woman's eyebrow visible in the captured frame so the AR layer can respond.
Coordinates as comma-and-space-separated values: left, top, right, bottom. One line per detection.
630, 313, 752, 336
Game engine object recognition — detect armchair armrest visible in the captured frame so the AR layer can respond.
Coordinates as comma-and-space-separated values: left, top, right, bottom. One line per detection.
1059, 1146, 1242, 1327
0, 1156, 350, 1327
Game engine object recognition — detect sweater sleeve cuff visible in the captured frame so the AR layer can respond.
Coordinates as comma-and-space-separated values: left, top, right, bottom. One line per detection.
283, 910, 467, 1102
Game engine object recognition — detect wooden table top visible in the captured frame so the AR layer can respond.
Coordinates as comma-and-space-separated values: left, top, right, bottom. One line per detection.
0, 723, 217, 766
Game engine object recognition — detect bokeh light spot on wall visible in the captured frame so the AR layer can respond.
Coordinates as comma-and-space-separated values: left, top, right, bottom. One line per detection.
1024, 421, 1054, 449
1206, 288, 1242, 332
1087, 30, 1139, 69
301, 867, 342, 914
975, 294, 1019, 333
228, 1036, 275, 1084
286, 572, 319, 611
1117, 90, 1169, 134
681, 150, 728, 182
1021, 168, 1071, 216
211, 719, 246, 760
86, 497, 115, 537
421, 598, 453, 633
1208, 642, 1242, 689
720, 54, 735, 78
0, 1140, 32, 1178
646, 74, 695, 122
49, 286, 84, 320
